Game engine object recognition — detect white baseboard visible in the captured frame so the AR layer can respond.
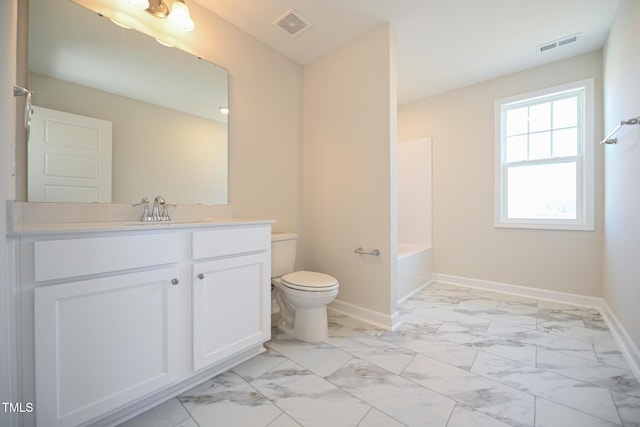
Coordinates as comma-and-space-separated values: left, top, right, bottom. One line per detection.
600, 300, 640, 382
329, 299, 401, 331
431, 273, 640, 381
432, 273, 603, 308
397, 279, 433, 305
328, 278, 434, 332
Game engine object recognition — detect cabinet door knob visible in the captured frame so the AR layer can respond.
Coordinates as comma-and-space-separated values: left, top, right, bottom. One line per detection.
197, 273, 205, 280
171, 278, 179, 286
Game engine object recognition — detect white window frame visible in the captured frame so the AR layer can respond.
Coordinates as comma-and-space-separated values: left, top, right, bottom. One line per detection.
494, 79, 595, 231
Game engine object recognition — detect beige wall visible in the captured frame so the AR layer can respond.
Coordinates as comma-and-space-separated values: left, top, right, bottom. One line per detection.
304, 23, 398, 325
603, 0, 640, 351
399, 51, 604, 296
29, 73, 228, 205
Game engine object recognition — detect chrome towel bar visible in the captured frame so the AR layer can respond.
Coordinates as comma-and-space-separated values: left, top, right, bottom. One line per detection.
354, 247, 380, 256
601, 115, 640, 144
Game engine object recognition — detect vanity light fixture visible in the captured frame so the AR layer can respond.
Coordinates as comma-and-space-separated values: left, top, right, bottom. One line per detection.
123, 0, 195, 32
146, 0, 170, 18
168, 0, 195, 32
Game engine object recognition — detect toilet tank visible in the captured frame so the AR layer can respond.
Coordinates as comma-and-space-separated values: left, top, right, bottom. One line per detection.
271, 233, 297, 277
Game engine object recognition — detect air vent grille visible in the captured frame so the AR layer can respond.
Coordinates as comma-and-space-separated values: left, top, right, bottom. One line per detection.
538, 41, 558, 52
537, 33, 581, 53
273, 9, 312, 38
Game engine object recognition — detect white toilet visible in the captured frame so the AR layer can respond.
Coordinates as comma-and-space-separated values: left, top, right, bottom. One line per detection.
271, 233, 339, 342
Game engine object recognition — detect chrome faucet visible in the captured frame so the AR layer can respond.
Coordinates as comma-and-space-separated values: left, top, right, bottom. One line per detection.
135, 195, 172, 221
151, 196, 162, 220
152, 195, 172, 221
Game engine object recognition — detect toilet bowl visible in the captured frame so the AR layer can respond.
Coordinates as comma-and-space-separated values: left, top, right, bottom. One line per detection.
272, 271, 339, 342
271, 233, 339, 342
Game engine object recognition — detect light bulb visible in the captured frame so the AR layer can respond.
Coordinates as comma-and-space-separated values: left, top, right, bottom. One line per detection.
168, 0, 195, 32
124, 0, 150, 10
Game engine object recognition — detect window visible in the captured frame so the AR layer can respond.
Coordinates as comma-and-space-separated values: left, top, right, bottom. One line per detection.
495, 79, 594, 230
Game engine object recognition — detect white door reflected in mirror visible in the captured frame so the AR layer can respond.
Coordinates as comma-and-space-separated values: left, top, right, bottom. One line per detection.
28, 106, 113, 203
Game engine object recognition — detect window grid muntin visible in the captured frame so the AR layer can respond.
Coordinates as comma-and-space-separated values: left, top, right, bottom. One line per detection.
503, 89, 583, 167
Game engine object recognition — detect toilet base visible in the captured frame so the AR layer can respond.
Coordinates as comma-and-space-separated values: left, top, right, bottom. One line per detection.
273, 287, 333, 342
292, 306, 329, 342
276, 316, 294, 336
275, 304, 330, 342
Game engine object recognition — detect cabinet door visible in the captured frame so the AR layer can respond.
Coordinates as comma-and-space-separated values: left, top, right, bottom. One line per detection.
34, 268, 180, 427
193, 253, 270, 371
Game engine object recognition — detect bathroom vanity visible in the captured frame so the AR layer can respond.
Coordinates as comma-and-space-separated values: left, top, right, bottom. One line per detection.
8, 207, 272, 427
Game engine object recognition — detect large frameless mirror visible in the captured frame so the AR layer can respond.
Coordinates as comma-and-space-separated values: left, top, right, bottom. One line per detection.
27, 0, 229, 204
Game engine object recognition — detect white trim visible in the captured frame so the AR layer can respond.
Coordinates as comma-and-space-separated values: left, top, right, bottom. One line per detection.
432, 273, 602, 308
431, 273, 640, 381
397, 279, 432, 305
329, 299, 401, 331
600, 300, 640, 382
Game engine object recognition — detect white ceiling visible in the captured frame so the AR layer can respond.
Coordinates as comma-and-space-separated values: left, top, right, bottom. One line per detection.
194, 0, 621, 104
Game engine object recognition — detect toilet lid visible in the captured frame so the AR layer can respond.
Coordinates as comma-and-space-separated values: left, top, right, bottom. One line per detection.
281, 271, 338, 291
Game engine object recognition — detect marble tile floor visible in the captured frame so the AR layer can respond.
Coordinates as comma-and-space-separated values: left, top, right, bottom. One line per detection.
120, 282, 640, 427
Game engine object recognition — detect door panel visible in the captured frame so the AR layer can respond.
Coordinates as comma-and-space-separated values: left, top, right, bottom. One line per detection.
28, 105, 112, 202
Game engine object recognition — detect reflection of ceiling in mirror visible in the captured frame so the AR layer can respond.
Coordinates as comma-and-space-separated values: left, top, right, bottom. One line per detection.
28, 0, 228, 123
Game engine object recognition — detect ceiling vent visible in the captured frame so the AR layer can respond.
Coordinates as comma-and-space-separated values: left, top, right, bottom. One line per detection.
537, 33, 581, 53
273, 9, 312, 38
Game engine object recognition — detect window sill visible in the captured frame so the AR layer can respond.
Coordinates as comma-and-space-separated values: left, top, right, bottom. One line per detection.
494, 220, 594, 231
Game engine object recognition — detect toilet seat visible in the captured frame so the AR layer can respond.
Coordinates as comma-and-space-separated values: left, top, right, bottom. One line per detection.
281, 271, 338, 292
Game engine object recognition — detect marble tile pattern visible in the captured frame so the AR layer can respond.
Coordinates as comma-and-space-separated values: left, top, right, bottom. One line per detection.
120, 283, 640, 427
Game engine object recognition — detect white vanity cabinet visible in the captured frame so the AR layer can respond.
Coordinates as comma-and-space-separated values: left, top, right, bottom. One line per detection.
11, 221, 272, 427
192, 227, 271, 371
34, 267, 181, 427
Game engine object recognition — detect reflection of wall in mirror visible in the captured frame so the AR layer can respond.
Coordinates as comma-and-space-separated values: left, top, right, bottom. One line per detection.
29, 72, 228, 205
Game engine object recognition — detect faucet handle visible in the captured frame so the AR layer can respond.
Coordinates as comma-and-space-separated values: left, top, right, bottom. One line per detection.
161, 206, 171, 221
132, 196, 149, 207
133, 197, 152, 221
160, 202, 176, 221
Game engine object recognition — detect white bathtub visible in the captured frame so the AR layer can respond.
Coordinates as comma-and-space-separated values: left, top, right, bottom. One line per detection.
397, 244, 432, 303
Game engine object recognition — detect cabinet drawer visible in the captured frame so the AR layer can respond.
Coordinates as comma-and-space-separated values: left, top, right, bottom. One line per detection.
34, 234, 181, 282
192, 226, 270, 260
